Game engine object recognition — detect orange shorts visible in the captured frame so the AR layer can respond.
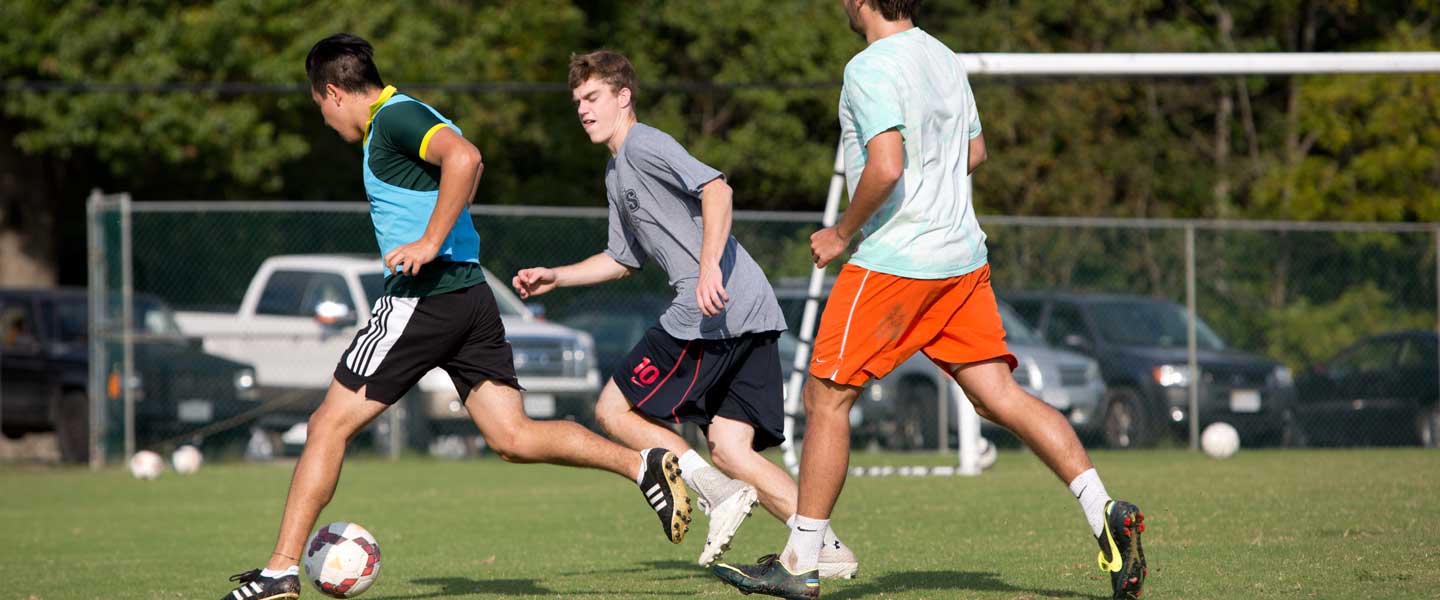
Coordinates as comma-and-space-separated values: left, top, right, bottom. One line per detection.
809, 263, 1017, 387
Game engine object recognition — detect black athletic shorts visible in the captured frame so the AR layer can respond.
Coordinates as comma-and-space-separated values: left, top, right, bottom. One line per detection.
335, 283, 521, 404
613, 325, 785, 451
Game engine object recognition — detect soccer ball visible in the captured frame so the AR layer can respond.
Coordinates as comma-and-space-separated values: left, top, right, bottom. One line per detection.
1201, 422, 1240, 459
129, 450, 164, 480
171, 445, 203, 475
977, 436, 998, 471
303, 522, 382, 598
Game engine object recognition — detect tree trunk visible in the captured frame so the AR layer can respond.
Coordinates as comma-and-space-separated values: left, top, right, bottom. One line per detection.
0, 118, 59, 287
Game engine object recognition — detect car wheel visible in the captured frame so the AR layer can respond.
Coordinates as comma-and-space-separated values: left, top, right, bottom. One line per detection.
891, 380, 939, 450
1103, 388, 1156, 449
54, 390, 91, 464
1418, 405, 1440, 449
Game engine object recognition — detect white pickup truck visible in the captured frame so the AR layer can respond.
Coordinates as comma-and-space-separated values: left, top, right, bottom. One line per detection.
175, 255, 601, 440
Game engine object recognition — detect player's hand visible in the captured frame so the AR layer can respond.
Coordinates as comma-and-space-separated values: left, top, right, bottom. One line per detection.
384, 239, 440, 276
696, 263, 729, 317
512, 267, 558, 299
810, 226, 851, 268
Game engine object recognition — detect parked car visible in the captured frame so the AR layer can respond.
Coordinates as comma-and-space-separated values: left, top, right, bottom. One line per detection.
1005, 291, 1295, 447
0, 288, 259, 462
774, 280, 1106, 449
1293, 330, 1438, 447
173, 255, 601, 445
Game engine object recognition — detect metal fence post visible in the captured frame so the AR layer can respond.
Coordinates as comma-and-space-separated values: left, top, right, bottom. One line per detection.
1434, 226, 1439, 424
1185, 224, 1199, 451
120, 193, 136, 460
86, 190, 107, 469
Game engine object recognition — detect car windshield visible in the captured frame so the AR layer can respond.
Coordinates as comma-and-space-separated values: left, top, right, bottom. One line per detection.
1089, 300, 1225, 351
997, 302, 1040, 345
360, 271, 524, 317
135, 299, 183, 335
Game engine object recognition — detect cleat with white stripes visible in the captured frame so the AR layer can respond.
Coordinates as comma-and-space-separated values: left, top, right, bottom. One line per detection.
638, 448, 691, 544
218, 568, 300, 600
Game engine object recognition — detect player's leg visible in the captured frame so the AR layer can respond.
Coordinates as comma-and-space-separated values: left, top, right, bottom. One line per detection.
217, 379, 388, 600
461, 378, 692, 543
706, 416, 858, 578
932, 266, 1146, 599
595, 377, 691, 454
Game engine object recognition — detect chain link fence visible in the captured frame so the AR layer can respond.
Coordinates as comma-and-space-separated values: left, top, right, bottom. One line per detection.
56, 197, 1439, 465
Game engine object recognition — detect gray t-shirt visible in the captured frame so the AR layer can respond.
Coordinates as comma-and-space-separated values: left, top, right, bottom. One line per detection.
604, 123, 787, 340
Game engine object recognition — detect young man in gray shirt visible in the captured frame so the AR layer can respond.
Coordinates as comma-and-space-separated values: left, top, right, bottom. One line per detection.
512, 50, 857, 577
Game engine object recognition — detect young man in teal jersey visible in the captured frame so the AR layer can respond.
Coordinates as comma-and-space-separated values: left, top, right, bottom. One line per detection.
217, 34, 690, 600
712, 2, 1148, 600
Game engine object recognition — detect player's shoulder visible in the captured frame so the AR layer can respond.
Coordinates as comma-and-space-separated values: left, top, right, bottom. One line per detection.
374, 98, 442, 130
623, 123, 686, 160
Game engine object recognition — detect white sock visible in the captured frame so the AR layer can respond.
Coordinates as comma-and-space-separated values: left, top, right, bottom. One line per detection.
260, 565, 298, 578
783, 515, 829, 573
788, 515, 848, 555
1068, 468, 1112, 537
678, 449, 708, 475
634, 449, 650, 486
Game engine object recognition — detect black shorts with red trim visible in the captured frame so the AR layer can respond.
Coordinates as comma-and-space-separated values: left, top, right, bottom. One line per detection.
612, 325, 785, 451
334, 283, 521, 404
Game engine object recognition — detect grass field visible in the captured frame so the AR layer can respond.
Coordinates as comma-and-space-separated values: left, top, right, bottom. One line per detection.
2, 448, 1437, 599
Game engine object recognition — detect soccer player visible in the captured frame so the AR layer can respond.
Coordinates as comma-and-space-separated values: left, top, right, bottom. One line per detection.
512, 50, 858, 576
712, 2, 1148, 599
217, 35, 690, 600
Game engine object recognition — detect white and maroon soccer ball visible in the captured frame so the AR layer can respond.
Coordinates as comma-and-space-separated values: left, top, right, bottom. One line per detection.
303, 522, 382, 598
128, 450, 164, 480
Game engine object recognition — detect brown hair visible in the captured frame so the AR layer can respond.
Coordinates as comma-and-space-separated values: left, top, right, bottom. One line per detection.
568, 50, 639, 97
866, 0, 922, 21
305, 33, 385, 94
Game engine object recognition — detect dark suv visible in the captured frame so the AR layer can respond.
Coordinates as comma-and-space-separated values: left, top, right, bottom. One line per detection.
0, 288, 259, 462
1006, 292, 1295, 447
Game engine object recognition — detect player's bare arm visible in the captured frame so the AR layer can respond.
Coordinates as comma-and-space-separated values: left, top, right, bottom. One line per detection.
811, 128, 903, 268
384, 127, 483, 276
513, 253, 633, 300
969, 133, 987, 174
696, 177, 733, 317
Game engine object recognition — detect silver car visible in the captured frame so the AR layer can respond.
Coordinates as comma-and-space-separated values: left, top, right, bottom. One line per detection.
777, 285, 1105, 449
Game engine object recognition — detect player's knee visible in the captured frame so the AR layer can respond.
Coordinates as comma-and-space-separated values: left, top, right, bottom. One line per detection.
707, 439, 748, 473
484, 428, 526, 462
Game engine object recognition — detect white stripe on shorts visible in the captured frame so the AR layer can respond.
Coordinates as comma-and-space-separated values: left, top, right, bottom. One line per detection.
345, 295, 419, 377
830, 268, 871, 380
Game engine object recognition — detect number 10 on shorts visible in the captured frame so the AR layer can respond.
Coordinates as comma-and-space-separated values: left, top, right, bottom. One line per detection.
631, 357, 660, 386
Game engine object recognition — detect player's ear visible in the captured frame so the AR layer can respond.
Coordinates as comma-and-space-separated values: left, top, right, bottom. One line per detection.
618, 86, 633, 111
325, 83, 344, 106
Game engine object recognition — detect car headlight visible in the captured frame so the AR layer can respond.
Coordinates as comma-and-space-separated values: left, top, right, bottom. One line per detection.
235, 368, 259, 400
1152, 364, 1191, 387
1269, 366, 1294, 388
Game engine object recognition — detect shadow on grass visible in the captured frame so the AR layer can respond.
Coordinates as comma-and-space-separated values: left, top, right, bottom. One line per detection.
367, 576, 552, 598
824, 570, 1107, 600
560, 559, 705, 578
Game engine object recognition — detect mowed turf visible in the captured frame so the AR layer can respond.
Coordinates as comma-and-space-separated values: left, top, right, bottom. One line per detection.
1, 448, 1437, 599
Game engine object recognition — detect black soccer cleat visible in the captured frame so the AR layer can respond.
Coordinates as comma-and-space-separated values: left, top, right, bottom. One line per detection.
218, 568, 301, 600
1096, 500, 1147, 599
712, 553, 821, 600
638, 448, 691, 544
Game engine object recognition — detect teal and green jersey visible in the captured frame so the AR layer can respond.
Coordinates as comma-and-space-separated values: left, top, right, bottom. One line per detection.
361, 86, 484, 295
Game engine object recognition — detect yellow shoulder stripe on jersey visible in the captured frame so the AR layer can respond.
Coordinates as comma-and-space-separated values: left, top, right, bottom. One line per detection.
418, 123, 451, 161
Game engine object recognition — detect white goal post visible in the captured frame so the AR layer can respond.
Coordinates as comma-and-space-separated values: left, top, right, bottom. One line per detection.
779, 51, 1440, 477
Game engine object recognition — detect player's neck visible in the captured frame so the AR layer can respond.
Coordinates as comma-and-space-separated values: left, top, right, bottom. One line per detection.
865, 19, 914, 45
606, 114, 639, 156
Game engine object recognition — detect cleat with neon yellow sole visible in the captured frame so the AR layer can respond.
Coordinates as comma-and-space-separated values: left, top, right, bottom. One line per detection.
712, 554, 820, 600
1096, 500, 1147, 599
